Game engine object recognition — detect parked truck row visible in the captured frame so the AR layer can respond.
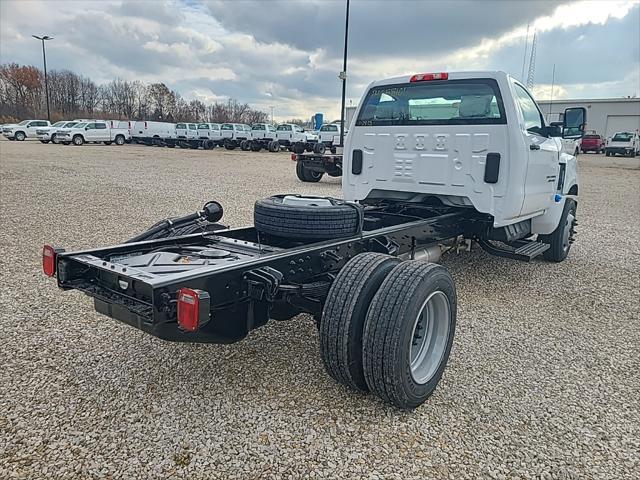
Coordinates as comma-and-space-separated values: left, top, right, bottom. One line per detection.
131, 120, 343, 153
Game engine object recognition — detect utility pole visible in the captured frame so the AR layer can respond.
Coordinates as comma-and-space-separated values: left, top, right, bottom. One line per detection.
32, 35, 53, 121
548, 63, 556, 120
270, 105, 274, 124
339, 0, 350, 147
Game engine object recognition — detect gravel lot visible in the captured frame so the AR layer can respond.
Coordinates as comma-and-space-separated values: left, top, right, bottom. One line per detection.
1, 139, 638, 479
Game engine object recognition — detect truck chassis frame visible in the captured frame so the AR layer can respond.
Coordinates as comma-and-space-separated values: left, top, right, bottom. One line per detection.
52, 202, 488, 345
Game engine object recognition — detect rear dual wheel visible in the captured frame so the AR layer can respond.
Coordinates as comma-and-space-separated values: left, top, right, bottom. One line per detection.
296, 161, 323, 182
268, 140, 280, 152
320, 253, 456, 409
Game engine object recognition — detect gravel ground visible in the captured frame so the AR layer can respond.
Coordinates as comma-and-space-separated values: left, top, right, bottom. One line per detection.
0, 139, 638, 479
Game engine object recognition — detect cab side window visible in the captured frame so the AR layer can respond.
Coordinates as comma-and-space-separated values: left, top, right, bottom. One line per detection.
514, 83, 544, 136
96, 123, 107, 129
85, 123, 95, 130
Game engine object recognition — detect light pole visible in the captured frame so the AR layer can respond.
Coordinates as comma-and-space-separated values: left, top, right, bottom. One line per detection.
338, 0, 350, 147
270, 105, 274, 124
32, 35, 53, 121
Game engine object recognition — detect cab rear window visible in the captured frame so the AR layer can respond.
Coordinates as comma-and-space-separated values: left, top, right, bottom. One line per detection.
356, 79, 506, 126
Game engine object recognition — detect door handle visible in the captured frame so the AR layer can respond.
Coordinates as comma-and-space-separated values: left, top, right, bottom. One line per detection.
530, 144, 540, 150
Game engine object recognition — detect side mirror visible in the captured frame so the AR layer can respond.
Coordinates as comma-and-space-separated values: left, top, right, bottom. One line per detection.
545, 124, 562, 137
85, 127, 89, 131
563, 107, 586, 139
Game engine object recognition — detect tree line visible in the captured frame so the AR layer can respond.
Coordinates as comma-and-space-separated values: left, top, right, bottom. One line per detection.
0, 63, 269, 125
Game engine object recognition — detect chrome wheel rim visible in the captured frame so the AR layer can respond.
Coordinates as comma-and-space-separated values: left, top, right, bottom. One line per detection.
409, 291, 450, 385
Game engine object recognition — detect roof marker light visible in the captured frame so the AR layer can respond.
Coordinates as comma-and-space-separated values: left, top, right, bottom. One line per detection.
410, 72, 449, 82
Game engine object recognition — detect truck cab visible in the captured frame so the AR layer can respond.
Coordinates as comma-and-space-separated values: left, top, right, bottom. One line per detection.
197, 123, 222, 141
251, 123, 277, 140
343, 71, 584, 241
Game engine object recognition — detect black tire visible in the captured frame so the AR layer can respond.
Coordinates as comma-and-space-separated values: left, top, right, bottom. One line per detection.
225, 144, 236, 150
268, 140, 279, 152
51, 133, 57, 143
539, 199, 577, 262
15, 131, 25, 141
167, 144, 175, 148
296, 161, 323, 182
313, 142, 326, 154
240, 140, 250, 151
115, 135, 125, 146
330, 146, 337, 154
293, 142, 306, 154
250, 141, 261, 152
40, 140, 50, 144
363, 261, 457, 410
72, 135, 84, 146
320, 253, 400, 391
104, 141, 112, 145
605, 151, 610, 157
254, 195, 361, 240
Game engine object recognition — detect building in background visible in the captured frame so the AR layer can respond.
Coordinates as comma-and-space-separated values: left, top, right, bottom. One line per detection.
539, 98, 640, 138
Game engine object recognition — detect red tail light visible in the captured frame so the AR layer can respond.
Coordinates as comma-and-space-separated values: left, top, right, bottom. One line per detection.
410, 72, 448, 82
42, 244, 59, 277
291, 153, 297, 161
177, 288, 210, 332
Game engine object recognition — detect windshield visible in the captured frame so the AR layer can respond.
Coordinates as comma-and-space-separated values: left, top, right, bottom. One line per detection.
277, 125, 292, 131
52, 121, 66, 127
176, 123, 186, 129
64, 122, 77, 128
612, 133, 633, 142
356, 79, 505, 126
198, 124, 209, 129
221, 124, 233, 130
18, 120, 30, 125
252, 124, 265, 130
74, 123, 87, 128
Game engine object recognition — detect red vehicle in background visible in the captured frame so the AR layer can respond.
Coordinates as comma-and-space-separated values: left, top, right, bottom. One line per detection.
581, 132, 606, 153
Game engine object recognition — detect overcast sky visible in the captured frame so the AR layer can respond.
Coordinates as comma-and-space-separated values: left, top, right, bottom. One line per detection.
1, 0, 638, 121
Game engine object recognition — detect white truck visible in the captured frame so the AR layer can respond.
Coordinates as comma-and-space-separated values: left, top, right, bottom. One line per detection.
36, 120, 82, 144
2, 120, 51, 141
249, 123, 280, 152
316, 123, 347, 154
131, 121, 176, 145
42, 70, 586, 410
605, 131, 639, 157
220, 123, 252, 150
276, 123, 318, 153
197, 123, 223, 142
56, 120, 130, 146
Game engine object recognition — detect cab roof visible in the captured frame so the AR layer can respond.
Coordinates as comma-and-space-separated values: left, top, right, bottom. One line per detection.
368, 70, 511, 88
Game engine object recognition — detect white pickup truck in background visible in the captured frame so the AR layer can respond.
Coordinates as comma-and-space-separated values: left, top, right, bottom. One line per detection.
176, 123, 199, 140
221, 123, 252, 150
605, 131, 639, 157
56, 120, 130, 146
2, 120, 51, 141
276, 123, 318, 153
197, 123, 223, 143
36, 120, 83, 144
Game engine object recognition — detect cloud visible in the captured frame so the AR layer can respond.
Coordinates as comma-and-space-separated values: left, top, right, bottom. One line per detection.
1, 0, 638, 120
